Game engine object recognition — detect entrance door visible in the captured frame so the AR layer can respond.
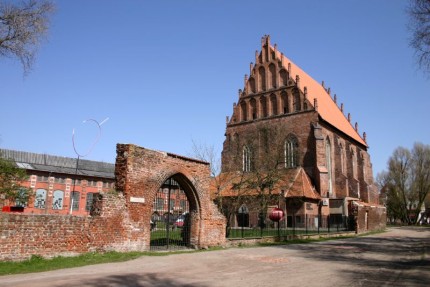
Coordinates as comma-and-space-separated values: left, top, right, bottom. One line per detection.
150, 177, 190, 250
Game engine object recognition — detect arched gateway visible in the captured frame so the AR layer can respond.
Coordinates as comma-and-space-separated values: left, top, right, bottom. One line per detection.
115, 144, 226, 250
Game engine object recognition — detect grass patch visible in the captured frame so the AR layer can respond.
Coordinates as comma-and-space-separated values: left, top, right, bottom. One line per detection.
0, 251, 145, 276
0, 230, 387, 276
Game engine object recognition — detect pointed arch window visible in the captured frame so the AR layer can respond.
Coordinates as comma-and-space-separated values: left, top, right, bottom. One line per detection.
281, 91, 289, 114
280, 69, 288, 86
294, 90, 301, 112
351, 148, 358, 179
243, 146, 252, 172
269, 63, 276, 89
326, 138, 333, 196
270, 94, 278, 116
249, 77, 256, 94
258, 66, 266, 91
284, 135, 299, 168
260, 96, 268, 118
240, 101, 247, 122
340, 143, 346, 175
250, 98, 257, 119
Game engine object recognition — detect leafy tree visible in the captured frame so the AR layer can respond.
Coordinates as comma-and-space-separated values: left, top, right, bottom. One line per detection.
408, 0, 430, 74
0, 155, 32, 207
0, 0, 54, 74
378, 143, 430, 224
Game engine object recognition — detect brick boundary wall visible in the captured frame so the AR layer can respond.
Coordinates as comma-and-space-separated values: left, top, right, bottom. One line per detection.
0, 193, 137, 261
0, 144, 227, 261
356, 204, 386, 233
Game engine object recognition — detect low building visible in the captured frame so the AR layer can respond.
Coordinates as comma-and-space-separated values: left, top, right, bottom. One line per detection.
0, 148, 115, 216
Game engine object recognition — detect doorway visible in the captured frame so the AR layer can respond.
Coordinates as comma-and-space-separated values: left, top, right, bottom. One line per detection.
150, 177, 190, 250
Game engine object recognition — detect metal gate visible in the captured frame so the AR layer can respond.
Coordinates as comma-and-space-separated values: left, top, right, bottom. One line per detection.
150, 177, 190, 250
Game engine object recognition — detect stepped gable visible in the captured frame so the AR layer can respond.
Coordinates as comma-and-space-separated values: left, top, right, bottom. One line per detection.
244, 35, 367, 147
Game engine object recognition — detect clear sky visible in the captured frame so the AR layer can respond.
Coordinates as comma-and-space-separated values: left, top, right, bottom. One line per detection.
1, 0, 429, 178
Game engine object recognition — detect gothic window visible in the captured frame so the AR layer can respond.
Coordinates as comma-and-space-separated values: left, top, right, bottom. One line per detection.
281, 91, 289, 114
260, 96, 268, 118
269, 63, 276, 88
294, 90, 301, 112
340, 143, 346, 175
284, 135, 299, 168
250, 98, 257, 119
259, 66, 266, 91
34, 189, 47, 209
243, 146, 252, 172
326, 138, 333, 196
52, 190, 64, 210
270, 94, 278, 116
280, 69, 288, 86
351, 148, 358, 179
241, 101, 247, 121
249, 77, 256, 93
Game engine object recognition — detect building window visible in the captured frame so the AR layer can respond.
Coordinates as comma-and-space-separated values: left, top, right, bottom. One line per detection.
326, 138, 333, 196
156, 198, 164, 210
180, 199, 187, 211
340, 143, 346, 175
243, 146, 252, 172
71, 191, 80, 211
52, 190, 64, 210
285, 135, 298, 168
34, 189, 47, 209
86, 192, 98, 212
351, 148, 358, 179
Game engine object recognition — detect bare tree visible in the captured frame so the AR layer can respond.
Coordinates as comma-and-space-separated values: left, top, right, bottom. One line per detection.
409, 0, 430, 74
381, 143, 430, 224
0, 0, 54, 74
227, 123, 291, 229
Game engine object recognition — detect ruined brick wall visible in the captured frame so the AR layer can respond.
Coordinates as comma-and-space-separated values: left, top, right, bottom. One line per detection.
356, 204, 387, 233
0, 193, 138, 261
115, 144, 226, 249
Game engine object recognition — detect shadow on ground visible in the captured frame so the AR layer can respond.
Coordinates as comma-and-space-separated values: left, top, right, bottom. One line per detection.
277, 227, 430, 286
55, 273, 206, 287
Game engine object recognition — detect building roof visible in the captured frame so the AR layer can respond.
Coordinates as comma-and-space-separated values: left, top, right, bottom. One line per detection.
0, 148, 115, 179
211, 167, 320, 201
254, 36, 367, 147
283, 168, 321, 200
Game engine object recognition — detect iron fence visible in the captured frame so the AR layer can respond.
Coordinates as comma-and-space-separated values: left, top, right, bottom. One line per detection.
227, 211, 354, 239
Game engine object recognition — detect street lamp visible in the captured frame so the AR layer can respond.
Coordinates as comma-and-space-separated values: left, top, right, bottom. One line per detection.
70, 118, 108, 215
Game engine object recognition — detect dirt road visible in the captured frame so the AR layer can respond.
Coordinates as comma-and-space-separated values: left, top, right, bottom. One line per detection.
1, 227, 429, 287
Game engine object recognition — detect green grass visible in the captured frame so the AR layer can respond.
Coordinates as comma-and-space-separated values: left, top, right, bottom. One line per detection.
0, 251, 149, 276
0, 229, 386, 276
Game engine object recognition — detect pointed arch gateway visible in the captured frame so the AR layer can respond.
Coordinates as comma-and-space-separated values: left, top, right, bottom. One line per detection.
115, 144, 226, 251
150, 175, 194, 250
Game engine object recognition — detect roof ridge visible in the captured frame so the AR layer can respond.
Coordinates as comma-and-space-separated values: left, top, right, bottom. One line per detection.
264, 42, 367, 147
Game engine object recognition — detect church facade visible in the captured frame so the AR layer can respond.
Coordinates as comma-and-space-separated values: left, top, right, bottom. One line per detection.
218, 36, 384, 232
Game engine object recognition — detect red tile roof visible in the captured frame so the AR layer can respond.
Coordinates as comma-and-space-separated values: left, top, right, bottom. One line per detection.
271, 43, 367, 147
211, 168, 320, 201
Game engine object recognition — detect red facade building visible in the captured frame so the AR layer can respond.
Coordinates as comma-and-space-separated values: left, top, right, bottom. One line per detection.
0, 149, 115, 216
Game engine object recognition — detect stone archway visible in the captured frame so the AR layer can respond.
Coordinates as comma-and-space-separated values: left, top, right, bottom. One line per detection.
115, 144, 226, 251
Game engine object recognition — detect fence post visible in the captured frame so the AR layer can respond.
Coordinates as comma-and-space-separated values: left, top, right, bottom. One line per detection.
327, 215, 330, 233
305, 214, 308, 234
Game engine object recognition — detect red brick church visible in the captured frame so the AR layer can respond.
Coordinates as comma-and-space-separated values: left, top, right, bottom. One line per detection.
216, 35, 384, 232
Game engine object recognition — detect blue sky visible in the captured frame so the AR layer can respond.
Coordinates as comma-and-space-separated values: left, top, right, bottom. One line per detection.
1, 0, 429, 178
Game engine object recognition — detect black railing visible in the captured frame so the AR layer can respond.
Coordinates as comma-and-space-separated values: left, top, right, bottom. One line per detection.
227, 212, 353, 239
